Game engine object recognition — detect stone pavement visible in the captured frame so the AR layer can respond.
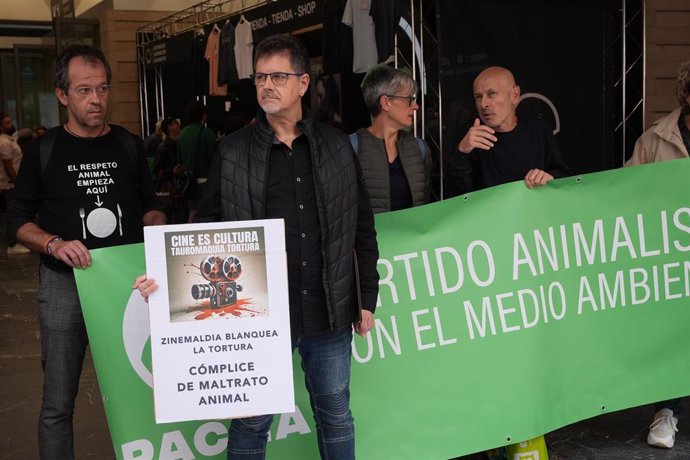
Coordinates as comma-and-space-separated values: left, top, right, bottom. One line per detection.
1, 213, 688, 460
0, 238, 112, 459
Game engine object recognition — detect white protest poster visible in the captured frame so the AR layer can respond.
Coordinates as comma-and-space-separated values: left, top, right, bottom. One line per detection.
144, 219, 294, 423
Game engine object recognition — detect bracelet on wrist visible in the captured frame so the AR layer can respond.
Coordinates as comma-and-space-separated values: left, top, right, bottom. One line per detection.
45, 236, 63, 256
43, 235, 56, 254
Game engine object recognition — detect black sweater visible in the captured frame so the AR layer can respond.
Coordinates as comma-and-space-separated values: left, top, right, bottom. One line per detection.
447, 117, 570, 196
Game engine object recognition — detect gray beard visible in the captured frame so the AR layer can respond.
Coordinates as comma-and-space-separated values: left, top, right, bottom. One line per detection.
259, 101, 280, 115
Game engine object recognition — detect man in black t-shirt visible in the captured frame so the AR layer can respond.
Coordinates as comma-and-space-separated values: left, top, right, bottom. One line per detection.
447, 66, 569, 196
7, 45, 165, 460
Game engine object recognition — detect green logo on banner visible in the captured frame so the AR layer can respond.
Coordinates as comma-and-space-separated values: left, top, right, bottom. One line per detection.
122, 292, 153, 388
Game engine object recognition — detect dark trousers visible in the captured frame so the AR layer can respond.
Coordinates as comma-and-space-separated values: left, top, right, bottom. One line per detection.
37, 265, 89, 460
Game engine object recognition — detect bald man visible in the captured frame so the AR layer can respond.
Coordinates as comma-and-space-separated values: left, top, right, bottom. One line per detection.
447, 66, 569, 195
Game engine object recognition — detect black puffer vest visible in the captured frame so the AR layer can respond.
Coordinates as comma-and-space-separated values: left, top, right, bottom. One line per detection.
355, 128, 430, 214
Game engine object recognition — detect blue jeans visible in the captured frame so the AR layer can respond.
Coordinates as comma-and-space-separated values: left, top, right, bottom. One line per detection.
37, 265, 89, 460
228, 326, 355, 460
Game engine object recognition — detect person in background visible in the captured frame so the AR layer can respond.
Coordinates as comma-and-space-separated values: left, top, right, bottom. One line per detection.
314, 73, 346, 132
143, 118, 163, 160
7, 44, 165, 459
153, 118, 182, 178
34, 126, 48, 137
16, 128, 34, 155
627, 61, 690, 166
626, 61, 690, 450
2, 115, 17, 138
153, 117, 187, 224
0, 115, 21, 184
0, 114, 29, 254
177, 100, 217, 222
352, 64, 432, 213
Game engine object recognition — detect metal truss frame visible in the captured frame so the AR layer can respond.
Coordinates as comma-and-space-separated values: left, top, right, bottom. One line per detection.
394, 0, 444, 199
136, 0, 273, 135
616, 0, 645, 164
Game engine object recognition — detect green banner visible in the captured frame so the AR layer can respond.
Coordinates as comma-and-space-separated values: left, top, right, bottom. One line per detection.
75, 159, 690, 459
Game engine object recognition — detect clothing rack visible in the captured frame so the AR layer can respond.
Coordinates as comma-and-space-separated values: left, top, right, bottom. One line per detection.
137, 0, 270, 46
136, 0, 273, 136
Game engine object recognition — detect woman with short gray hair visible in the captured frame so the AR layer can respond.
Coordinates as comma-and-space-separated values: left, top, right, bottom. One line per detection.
351, 64, 432, 214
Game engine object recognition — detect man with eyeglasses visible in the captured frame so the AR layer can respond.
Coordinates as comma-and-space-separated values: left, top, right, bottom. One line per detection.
7, 44, 165, 459
446, 66, 569, 196
136, 33, 379, 460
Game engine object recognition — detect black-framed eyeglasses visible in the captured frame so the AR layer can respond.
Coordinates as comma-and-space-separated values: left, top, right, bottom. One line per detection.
385, 94, 417, 106
250, 72, 305, 86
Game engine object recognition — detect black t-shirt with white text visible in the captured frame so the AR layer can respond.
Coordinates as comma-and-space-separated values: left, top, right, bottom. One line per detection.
10, 127, 157, 271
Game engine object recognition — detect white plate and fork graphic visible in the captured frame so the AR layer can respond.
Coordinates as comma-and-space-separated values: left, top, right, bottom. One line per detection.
78, 204, 123, 238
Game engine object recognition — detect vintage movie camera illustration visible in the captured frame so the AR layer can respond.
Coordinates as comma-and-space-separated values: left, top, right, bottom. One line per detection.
191, 255, 244, 308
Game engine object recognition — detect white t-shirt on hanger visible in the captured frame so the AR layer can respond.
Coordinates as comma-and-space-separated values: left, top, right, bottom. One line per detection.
234, 17, 254, 79
342, 0, 379, 74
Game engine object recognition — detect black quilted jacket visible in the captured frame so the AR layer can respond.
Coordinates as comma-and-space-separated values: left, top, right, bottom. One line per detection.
198, 111, 380, 330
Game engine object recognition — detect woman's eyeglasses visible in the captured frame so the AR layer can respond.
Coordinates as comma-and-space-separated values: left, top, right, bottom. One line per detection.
385, 94, 417, 106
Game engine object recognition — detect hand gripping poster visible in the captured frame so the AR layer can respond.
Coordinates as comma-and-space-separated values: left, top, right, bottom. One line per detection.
144, 219, 293, 423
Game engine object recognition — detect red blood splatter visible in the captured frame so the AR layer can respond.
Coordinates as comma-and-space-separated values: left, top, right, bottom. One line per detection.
194, 298, 263, 320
